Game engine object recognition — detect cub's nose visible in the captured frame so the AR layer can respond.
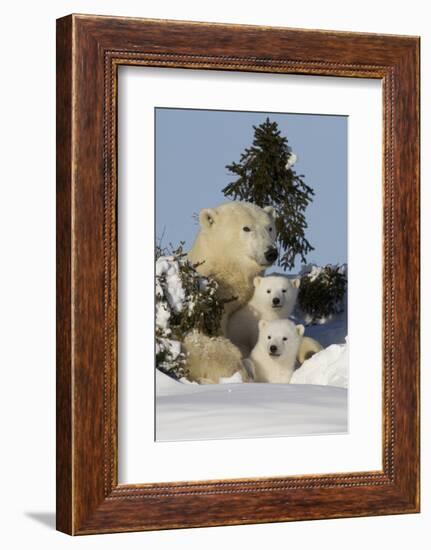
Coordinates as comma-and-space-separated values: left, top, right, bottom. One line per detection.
272, 297, 280, 306
270, 344, 278, 354
265, 247, 278, 264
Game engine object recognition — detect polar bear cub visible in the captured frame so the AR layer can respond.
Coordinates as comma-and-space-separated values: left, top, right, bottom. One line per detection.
227, 274, 300, 356
250, 319, 304, 383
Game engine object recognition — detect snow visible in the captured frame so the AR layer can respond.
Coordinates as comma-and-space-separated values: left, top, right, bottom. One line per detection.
291, 284, 348, 388
286, 147, 298, 169
156, 370, 347, 441
156, 331, 348, 441
155, 256, 187, 370
155, 302, 171, 332
300, 263, 347, 281
291, 340, 348, 388
155, 338, 182, 361
219, 371, 244, 384
155, 256, 185, 315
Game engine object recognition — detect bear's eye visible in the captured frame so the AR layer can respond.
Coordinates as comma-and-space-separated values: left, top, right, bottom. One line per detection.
269, 227, 273, 232
267, 335, 271, 340
282, 289, 287, 293
243, 226, 251, 232
266, 289, 271, 294
283, 337, 288, 341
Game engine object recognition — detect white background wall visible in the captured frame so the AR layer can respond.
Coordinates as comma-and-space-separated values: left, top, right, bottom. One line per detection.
0, 1, 427, 548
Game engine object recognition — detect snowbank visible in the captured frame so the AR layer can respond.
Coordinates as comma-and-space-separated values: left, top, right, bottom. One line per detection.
291, 340, 348, 388
156, 371, 347, 441
155, 318, 348, 441
155, 311, 348, 441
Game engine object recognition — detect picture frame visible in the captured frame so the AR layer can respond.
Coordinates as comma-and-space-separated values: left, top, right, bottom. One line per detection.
56, 14, 420, 535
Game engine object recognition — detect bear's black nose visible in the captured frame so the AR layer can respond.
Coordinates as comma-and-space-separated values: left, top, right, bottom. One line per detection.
270, 344, 278, 353
272, 297, 280, 305
265, 247, 278, 263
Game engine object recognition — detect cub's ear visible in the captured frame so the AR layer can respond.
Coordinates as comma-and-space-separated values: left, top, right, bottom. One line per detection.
292, 278, 301, 289
258, 320, 267, 331
253, 276, 262, 288
296, 324, 305, 336
263, 205, 277, 221
199, 208, 217, 229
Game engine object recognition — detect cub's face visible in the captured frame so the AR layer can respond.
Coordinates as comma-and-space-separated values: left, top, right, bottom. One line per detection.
258, 319, 304, 358
198, 202, 278, 267
253, 275, 300, 311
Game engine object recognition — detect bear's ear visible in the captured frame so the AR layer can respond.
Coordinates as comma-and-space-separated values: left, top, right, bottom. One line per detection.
199, 208, 217, 229
263, 205, 277, 221
258, 320, 267, 331
253, 276, 262, 288
296, 324, 305, 336
292, 278, 301, 289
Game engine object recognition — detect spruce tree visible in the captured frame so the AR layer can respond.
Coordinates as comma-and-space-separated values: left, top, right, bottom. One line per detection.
223, 118, 314, 271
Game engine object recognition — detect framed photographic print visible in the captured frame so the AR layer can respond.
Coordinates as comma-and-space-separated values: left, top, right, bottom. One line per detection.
56, 14, 420, 535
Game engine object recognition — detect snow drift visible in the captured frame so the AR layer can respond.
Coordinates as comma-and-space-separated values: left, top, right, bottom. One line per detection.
291, 339, 348, 388
156, 370, 347, 441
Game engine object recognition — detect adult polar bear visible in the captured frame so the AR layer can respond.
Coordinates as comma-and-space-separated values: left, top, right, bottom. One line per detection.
184, 201, 278, 383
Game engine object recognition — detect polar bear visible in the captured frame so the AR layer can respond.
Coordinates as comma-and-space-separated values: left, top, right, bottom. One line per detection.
183, 330, 251, 384
250, 319, 305, 383
185, 201, 278, 383
227, 274, 300, 356
188, 201, 278, 329
298, 336, 323, 364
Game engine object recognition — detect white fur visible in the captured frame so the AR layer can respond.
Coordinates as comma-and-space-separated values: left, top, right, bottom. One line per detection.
250, 319, 305, 384
183, 330, 250, 384
297, 336, 323, 364
188, 201, 277, 328
227, 274, 300, 355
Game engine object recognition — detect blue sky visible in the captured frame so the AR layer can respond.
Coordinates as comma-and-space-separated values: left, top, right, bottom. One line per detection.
155, 108, 347, 274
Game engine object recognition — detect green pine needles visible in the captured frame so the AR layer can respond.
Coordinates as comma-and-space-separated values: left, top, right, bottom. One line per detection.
298, 264, 347, 324
223, 117, 314, 271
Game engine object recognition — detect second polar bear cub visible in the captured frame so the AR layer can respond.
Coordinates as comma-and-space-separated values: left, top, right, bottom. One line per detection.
250, 319, 304, 384
227, 274, 300, 356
